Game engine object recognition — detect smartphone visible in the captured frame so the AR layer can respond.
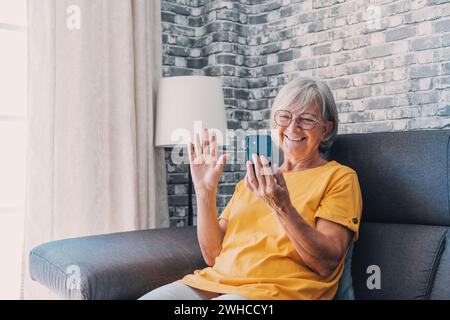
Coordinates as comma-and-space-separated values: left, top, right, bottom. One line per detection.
245, 134, 272, 174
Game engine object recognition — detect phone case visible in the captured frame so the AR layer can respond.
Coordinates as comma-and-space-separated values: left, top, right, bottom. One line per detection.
245, 135, 272, 165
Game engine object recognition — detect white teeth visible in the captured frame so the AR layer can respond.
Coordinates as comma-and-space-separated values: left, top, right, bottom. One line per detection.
285, 135, 305, 142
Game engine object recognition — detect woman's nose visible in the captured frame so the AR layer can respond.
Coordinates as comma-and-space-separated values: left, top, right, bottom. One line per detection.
287, 117, 303, 132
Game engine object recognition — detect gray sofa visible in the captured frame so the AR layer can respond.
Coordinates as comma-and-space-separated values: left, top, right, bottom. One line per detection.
29, 129, 450, 299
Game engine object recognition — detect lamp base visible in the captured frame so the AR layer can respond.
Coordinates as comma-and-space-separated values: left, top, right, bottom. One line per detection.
187, 166, 193, 226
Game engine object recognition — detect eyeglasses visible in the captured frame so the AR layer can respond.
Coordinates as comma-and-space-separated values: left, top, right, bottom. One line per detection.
274, 110, 322, 130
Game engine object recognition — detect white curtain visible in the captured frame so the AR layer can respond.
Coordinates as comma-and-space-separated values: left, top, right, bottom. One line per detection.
21, 0, 169, 299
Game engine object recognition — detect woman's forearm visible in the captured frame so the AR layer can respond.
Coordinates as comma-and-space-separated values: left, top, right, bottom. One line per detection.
274, 205, 342, 278
195, 188, 225, 267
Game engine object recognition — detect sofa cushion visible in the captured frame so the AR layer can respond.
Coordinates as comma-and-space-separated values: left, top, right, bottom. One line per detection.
324, 129, 450, 226
430, 229, 450, 299
352, 222, 447, 299
29, 227, 206, 299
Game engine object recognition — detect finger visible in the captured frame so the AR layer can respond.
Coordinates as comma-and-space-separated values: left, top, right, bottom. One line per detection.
202, 128, 210, 157
194, 132, 202, 160
187, 142, 194, 164
246, 160, 259, 191
260, 155, 276, 188
245, 172, 255, 192
252, 153, 266, 189
275, 169, 288, 189
216, 153, 229, 172
210, 131, 217, 160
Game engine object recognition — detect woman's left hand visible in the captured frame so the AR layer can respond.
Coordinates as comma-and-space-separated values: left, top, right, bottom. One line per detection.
245, 154, 293, 215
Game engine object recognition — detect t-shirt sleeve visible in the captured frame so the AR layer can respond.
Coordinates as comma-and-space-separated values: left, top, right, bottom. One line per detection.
218, 180, 244, 221
314, 172, 363, 242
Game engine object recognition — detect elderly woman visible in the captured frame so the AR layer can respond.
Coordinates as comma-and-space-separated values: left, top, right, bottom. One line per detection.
139, 77, 362, 300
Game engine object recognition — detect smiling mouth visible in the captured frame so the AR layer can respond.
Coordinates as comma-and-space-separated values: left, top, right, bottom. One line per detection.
284, 134, 307, 143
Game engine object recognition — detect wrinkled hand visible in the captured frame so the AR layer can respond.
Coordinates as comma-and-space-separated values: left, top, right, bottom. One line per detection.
188, 128, 229, 193
245, 154, 293, 214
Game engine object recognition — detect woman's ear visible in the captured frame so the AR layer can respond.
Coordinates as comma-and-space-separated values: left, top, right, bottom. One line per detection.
322, 121, 333, 137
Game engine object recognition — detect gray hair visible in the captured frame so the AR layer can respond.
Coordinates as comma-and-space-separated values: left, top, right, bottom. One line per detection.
270, 77, 338, 154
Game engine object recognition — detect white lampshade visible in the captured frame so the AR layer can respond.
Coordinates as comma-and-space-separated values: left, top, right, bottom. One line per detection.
155, 76, 228, 147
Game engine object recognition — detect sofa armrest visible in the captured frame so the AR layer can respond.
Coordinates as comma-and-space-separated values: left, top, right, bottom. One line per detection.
29, 226, 206, 300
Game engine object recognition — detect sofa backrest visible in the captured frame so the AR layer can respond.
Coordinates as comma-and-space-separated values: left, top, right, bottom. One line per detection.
324, 129, 450, 299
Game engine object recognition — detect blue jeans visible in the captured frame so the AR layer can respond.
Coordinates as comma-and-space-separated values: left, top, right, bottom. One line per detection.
138, 280, 249, 300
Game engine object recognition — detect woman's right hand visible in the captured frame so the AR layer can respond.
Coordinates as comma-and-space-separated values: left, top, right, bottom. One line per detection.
188, 128, 229, 193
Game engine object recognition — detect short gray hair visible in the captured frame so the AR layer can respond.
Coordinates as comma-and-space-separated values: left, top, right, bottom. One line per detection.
270, 77, 338, 154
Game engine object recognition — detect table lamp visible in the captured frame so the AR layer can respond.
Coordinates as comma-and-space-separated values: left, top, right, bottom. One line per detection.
155, 76, 228, 226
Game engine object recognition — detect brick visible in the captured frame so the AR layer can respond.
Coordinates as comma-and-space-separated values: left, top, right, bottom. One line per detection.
366, 44, 393, 58
313, 43, 332, 56
261, 43, 280, 55
347, 111, 373, 122
363, 19, 389, 34
421, 104, 437, 116
434, 18, 450, 33
280, 6, 293, 18
263, 1, 282, 12
186, 57, 208, 68
317, 56, 330, 67
216, 54, 237, 65
366, 97, 395, 109
347, 86, 372, 100
343, 37, 369, 50
161, 11, 176, 23
331, 52, 353, 65
327, 78, 351, 89
427, 0, 450, 5
168, 195, 188, 206
443, 34, 450, 47
389, 16, 403, 28
167, 46, 190, 57
412, 36, 442, 51
346, 62, 371, 75
363, 71, 393, 84
262, 64, 284, 76
385, 26, 416, 42
386, 0, 411, 15
384, 81, 410, 94
386, 107, 421, 119
313, 0, 339, 9
161, 2, 191, 16
416, 21, 433, 36
384, 54, 416, 68
408, 91, 440, 104
435, 76, 450, 88
277, 50, 294, 62
437, 105, 450, 116
308, 21, 326, 33
162, 67, 194, 77
296, 59, 316, 70
409, 65, 440, 78
443, 62, 450, 74
433, 48, 450, 63
230, 110, 251, 121
404, 7, 440, 24
248, 13, 268, 24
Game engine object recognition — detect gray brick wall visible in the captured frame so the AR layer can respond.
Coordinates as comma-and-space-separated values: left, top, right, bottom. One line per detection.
161, 0, 450, 227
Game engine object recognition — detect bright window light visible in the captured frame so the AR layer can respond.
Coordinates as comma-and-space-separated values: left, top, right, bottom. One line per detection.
0, 0, 27, 26
0, 0, 27, 300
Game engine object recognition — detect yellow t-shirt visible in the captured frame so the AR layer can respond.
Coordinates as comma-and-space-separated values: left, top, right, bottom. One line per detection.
181, 160, 363, 300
